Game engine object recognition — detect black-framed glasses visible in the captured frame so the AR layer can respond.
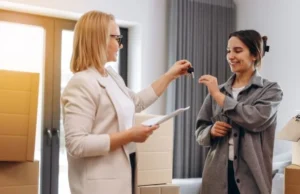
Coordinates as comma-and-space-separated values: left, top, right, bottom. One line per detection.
110, 34, 123, 46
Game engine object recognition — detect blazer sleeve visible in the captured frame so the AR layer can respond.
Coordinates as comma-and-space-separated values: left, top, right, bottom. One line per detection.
127, 86, 159, 112
61, 76, 110, 158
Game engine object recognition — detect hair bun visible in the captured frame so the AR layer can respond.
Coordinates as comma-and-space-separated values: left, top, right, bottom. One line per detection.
262, 36, 269, 55
262, 36, 268, 41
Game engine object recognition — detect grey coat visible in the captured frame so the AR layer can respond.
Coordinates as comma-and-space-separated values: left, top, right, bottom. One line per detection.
195, 71, 283, 194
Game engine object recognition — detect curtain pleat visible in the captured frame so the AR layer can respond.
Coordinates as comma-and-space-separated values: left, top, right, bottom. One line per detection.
167, 0, 236, 178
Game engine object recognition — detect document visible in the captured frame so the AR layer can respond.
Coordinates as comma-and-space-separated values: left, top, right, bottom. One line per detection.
142, 106, 190, 126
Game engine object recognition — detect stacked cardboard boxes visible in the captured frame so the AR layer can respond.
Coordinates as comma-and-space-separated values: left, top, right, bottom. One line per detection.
277, 115, 300, 194
134, 113, 180, 194
0, 161, 39, 193
136, 184, 179, 194
286, 137, 300, 194
0, 70, 39, 194
284, 165, 300, 194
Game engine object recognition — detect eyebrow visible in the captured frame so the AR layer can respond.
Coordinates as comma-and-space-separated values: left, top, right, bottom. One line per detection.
227, 46, 243, 50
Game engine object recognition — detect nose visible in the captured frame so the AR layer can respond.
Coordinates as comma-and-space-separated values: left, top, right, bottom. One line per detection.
227, 52, 235, 61
119, 44, 123, 49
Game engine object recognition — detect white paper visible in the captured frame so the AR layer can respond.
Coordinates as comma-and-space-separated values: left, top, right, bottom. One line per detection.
142, 106, 190, 126
277, 116, 300, 142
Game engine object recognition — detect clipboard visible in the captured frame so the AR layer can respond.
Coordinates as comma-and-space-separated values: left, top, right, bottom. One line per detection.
142, 106, 190, 126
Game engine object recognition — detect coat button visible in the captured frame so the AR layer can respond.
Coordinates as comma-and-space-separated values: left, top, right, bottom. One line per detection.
236, 179, 240, 183
234, 133, 237, 137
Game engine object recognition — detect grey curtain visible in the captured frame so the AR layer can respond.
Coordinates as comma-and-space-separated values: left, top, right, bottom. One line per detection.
167, 0, 236, 178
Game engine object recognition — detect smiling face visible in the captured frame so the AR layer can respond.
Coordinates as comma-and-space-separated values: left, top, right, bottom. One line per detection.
107, 20, 123, 62
226, 36, 256, 74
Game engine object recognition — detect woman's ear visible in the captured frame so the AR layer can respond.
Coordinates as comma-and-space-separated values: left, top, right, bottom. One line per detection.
252, 53, 260, 63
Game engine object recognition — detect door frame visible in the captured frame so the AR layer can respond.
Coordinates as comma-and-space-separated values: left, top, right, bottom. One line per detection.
0, 9, 129, 194
0, 9, 76, 194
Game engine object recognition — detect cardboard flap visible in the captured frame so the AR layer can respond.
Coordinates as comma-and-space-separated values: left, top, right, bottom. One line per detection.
277, 117, 300, 142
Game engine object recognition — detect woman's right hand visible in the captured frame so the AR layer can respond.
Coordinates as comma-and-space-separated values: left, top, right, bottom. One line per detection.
129, 125, 159, 142
210, 121, 232, 138
165, 60, 192, 80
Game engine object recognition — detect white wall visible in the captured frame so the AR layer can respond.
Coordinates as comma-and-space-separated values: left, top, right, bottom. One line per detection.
0, 0, 169, 114
234, 0, 300, 155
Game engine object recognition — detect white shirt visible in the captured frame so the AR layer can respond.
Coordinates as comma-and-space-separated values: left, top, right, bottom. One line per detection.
102, 74, 136, 153
228, 86, 245, 160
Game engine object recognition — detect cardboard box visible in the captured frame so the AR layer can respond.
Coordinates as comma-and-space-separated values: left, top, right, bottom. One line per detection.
277, 116, 300, 166
0, 70, 39, 161
135, 113, 174, 186
284, 165, 300, 194
0, 161, 39, 194
136, 184, 180, 194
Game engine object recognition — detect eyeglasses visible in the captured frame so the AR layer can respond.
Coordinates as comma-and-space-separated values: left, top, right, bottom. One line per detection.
110, 34, 123, 46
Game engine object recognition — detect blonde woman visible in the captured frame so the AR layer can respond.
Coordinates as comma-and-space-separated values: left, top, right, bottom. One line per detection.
61, 10, 191, 194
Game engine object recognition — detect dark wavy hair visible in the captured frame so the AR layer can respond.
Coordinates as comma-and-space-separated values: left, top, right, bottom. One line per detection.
229, 30, 269, 68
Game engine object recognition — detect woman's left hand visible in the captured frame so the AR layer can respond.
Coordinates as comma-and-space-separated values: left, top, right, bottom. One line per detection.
198, 75, 220, 97
165, 60, 192, 80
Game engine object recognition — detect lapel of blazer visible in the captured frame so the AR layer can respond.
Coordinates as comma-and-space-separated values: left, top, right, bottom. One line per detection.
88, 66, 132, 162
106, 66, 131, 98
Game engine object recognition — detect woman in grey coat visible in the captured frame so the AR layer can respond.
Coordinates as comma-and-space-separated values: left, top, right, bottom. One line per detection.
195, 30, 283, 194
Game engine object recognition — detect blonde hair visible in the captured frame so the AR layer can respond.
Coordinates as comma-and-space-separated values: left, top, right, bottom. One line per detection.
70, 10, 115, 74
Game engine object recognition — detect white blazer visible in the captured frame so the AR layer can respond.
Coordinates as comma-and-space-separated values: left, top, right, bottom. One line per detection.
61, 66, 158, 194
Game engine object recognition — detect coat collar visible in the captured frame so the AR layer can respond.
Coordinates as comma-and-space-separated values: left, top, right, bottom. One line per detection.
87, 66, 130, 96
220, 70, 264, 94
